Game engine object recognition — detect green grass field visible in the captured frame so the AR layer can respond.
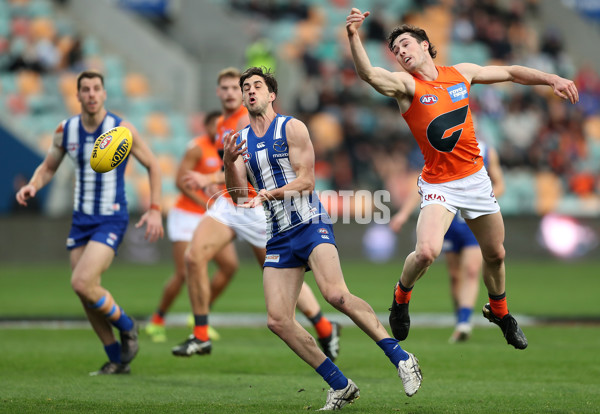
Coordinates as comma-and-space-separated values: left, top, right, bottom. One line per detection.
1, 259, 599, 413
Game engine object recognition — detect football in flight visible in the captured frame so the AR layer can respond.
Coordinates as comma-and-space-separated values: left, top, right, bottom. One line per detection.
90, 126, 133, 173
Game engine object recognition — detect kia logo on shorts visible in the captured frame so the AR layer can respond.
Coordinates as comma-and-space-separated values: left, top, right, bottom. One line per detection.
420, 94, 438, 105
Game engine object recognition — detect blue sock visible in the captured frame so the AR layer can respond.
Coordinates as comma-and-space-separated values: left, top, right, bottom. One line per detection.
377, 337, 409, 367
113, 308, 134, 332
104, 341, 121, 363
457, 307, 473, 324
316, 358, 348, 390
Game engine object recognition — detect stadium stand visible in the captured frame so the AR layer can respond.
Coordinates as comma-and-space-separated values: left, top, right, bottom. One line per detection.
1, 0, 599, 219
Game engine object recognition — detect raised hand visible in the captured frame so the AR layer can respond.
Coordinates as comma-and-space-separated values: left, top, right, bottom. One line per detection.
346, 8, 370, 36
222, 131, 246, 166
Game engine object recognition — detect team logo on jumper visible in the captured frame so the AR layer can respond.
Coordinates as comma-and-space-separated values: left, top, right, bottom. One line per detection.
447, 83, 468, 103
265, 254, 280, 263
420, 94, 438, 105
273, 140, 288, 152
424, 193, 446, 202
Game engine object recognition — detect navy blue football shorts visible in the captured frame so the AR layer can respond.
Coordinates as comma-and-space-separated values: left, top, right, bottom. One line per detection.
66, 213, 129, 253
264, 220, 336, 269
442, 216, 478, 253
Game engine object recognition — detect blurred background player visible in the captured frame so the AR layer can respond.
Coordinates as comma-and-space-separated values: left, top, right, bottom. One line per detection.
145, 111, 234, 343
15, 70, 164, 375
171, 67, 340, 360
390, 142, 505, 343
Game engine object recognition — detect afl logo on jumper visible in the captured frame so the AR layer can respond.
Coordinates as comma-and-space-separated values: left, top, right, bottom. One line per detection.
273, 140, 288, 152
420, 94, 438, 105
242, 152, 252, 162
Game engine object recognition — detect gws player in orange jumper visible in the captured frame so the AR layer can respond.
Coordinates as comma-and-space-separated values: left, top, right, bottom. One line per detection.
346, 8, 578, 349
145, 111, 235, 342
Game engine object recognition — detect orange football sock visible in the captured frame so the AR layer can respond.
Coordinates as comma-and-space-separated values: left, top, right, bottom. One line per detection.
314, 317, 333, 339
394, 281, 413, 304
489, 294, 508, 319
193, 325, 209, 342
151, 313, 165, 325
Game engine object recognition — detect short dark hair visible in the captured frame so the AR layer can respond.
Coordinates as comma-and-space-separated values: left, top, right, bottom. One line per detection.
239, 67, 278, 97
77, 70, 104, 90
204, 110, 221, 127
387, 24, 437, 59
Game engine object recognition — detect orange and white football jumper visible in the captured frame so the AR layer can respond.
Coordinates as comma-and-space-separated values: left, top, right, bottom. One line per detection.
215, 105, 249, 152
207, 105, 266, 248
404, 66, 499, 219
167, 135, 222, 242
402, 65, 483, 184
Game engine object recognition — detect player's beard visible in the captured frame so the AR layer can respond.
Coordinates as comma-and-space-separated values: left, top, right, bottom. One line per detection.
247, 100, 268, 117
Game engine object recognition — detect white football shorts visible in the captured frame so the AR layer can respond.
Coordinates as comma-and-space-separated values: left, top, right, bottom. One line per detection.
205, 197, 267, 248
418, 167, 500, 219
167, 207, 204, 242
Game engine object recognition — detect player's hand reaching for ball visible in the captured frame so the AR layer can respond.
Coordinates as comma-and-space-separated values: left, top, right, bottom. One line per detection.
222, 131, 245, 166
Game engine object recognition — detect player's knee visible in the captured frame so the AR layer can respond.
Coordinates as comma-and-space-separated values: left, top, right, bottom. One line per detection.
323, 290, 349, 311
184, 247, 210, 270
70, 276, 92, 299
220, 260, 238, 277
415, 246, 438, 268
266, 315, 290, 336
464, 263, 481, 280
483, 246, 505, 266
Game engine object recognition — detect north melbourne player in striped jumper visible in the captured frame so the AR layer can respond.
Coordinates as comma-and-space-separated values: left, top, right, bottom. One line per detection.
223, 67, 422, 410
347, 8, 578, 349
16, 70, 164, 375
171, 68, 341, 361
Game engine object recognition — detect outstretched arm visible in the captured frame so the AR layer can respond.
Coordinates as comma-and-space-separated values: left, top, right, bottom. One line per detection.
346, 8, 412, 98
124, 120, 164, 242
455, 63, 579, 104
15, 123, 66, 206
